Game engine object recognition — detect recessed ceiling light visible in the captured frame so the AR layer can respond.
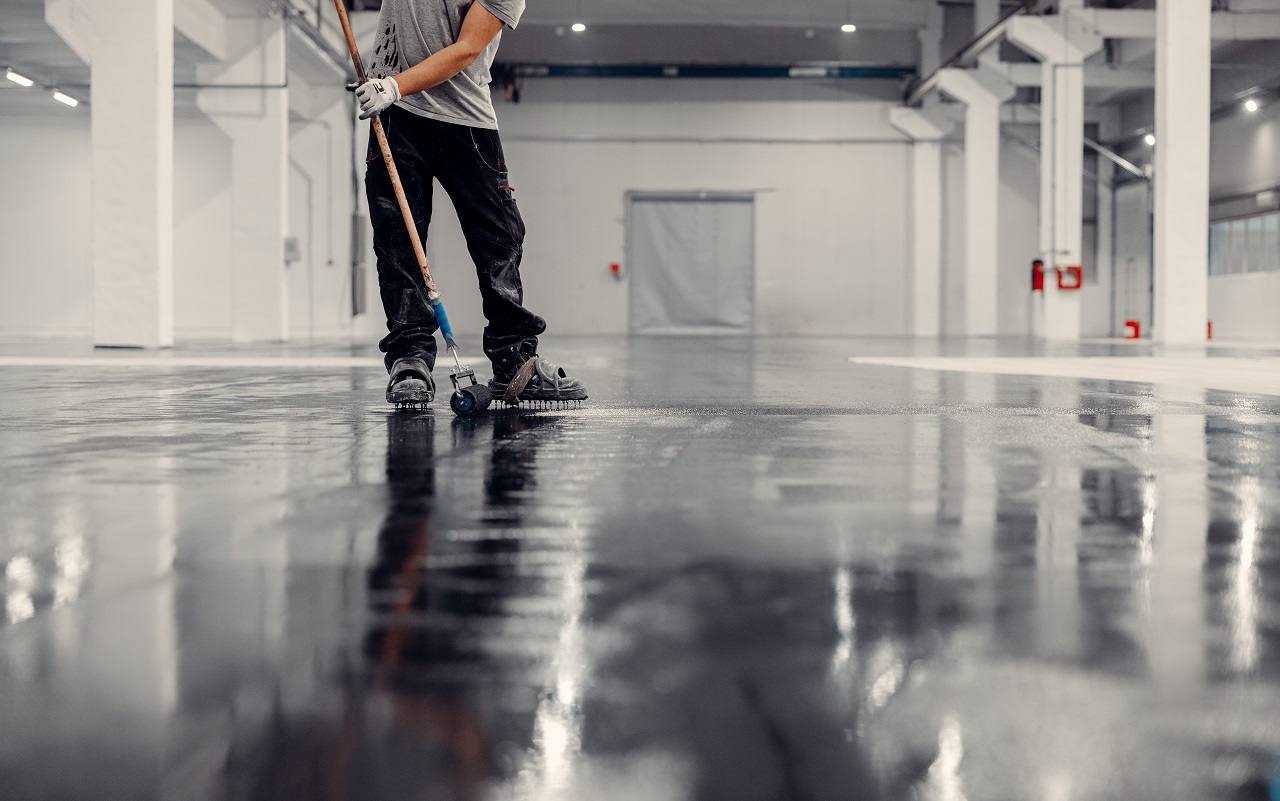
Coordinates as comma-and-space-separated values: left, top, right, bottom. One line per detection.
52, 91, 78, 107
5, 70, 34, 87
571, 22, 586, 32
1245, 99, 1260, 113
841, 23, 857, 33
1144, 133, 1156, 146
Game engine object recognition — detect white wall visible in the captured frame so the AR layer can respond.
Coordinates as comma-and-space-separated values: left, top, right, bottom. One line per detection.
1209, 273, 1280, 341
417, 88, 915, 339
0, 114, 93, 338
287, 98, 360, 341
173, 114, 234, 338
0, 101, 365, 342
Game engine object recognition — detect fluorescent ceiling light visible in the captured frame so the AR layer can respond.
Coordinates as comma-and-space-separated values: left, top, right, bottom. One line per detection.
571, 22, 586, 32
6, 70, 34, 87
841, 24, 857, 33
1144, 133, 1155, 146
52, 91, 78, 107
1245, 99, 1260, 113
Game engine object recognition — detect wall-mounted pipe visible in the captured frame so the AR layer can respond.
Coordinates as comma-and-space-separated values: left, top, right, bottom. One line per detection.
1083, 135, 1147, 182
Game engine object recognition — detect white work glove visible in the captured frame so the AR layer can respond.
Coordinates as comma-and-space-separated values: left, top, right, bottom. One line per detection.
355, 76, 401, 120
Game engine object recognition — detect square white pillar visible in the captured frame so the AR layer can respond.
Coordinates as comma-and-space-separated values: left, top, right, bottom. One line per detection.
87, 0, 176, 348
1153, 0, 1211, 344
938, 70, 1008, 337
890, 107, 951, 338
1007, 18, 1103, 342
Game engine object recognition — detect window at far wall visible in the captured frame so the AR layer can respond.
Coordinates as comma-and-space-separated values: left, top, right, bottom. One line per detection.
1210, 211, 1280, 276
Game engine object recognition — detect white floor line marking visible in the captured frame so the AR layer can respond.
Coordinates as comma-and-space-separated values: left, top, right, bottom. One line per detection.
849, 356, 1280, 397
0, 356, 483, 369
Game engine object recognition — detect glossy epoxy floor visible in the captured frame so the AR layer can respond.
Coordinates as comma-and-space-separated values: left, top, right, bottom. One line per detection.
3, 337, 1280, 801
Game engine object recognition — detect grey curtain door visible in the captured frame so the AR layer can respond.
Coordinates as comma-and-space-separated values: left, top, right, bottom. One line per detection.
628, 194, 755, 335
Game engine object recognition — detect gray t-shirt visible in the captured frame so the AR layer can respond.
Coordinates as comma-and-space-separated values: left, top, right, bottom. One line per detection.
369, 0, 524, 130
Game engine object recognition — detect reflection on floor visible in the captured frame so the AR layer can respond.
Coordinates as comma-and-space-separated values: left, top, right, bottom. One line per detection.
1, 336, 1280, 800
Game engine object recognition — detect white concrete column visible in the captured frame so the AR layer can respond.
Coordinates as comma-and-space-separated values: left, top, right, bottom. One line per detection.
46, 0, 175, 348
197, 17, 290, 343
890, 107, 951, 337
1085, 106, 1122, 338
937, 69, 1010, 337
1153, 0, 1211, 344
1087, 157, 1115, 337
1007, 18, 1102, 341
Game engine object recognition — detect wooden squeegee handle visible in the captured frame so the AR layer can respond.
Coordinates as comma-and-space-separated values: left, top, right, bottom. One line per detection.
331, 0, 437, 296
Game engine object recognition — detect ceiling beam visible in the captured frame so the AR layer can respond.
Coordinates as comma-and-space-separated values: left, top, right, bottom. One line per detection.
1073, 9, 1280, 40
519, 0, 930, 31
999, 62, 1155, 89
175, 0, 228, 61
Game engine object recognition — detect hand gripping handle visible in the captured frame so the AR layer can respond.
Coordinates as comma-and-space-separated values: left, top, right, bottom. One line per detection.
329, 0, 437, 297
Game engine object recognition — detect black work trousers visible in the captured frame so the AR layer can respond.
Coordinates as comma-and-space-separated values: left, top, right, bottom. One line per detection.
366, 106, 546, 375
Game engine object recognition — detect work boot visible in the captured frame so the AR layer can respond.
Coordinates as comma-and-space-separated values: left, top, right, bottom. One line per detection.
386, 356, 435, 406
489, 356, 588, 405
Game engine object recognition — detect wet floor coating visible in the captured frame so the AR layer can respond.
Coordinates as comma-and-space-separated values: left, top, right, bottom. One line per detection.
2, 336, 1280, 800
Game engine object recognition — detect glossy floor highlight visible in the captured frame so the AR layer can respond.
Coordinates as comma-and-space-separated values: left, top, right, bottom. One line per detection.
2, 337, 1280, 801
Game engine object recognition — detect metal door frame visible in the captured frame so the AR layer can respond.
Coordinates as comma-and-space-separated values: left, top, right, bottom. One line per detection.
624, 190, 757, 336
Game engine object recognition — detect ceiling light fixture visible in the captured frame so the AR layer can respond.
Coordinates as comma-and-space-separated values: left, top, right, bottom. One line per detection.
52, 91, 78, 107
5, 69, 34, 87
571, 22, 586, 32
842, 0, 857, 34
841, 23, 857, 33
1144, 133, 1156, 146
1245, 98, 1260, 113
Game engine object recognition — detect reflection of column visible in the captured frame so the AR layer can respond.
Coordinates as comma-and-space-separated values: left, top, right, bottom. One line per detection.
935, 374, 998, 584
88, 418, 178, 718
960, 376, 997, 580
1219, 476, 1264, 677
1148, 399, 1208, 684
1035, 384, 1083, 658
197, 17, 290, 343
910, 370, 942, 524
1074, 411, 1156, 672
46, 0, 175, 348
936, 69, 1013, 337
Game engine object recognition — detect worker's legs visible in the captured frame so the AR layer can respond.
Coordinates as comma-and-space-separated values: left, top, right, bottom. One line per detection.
366, 106, 439, 375
427, 120, 546, 379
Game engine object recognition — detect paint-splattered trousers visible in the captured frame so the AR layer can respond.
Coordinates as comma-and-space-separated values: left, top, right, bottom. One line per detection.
366, 105, 546, 376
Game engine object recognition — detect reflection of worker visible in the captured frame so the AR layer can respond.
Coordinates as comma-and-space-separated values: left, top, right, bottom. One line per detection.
355, 0, 588, 408
324, 411, 491, 801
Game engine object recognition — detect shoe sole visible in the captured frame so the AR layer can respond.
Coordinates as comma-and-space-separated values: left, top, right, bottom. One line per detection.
488, 382, 588, 404
387, 378, 435, 406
